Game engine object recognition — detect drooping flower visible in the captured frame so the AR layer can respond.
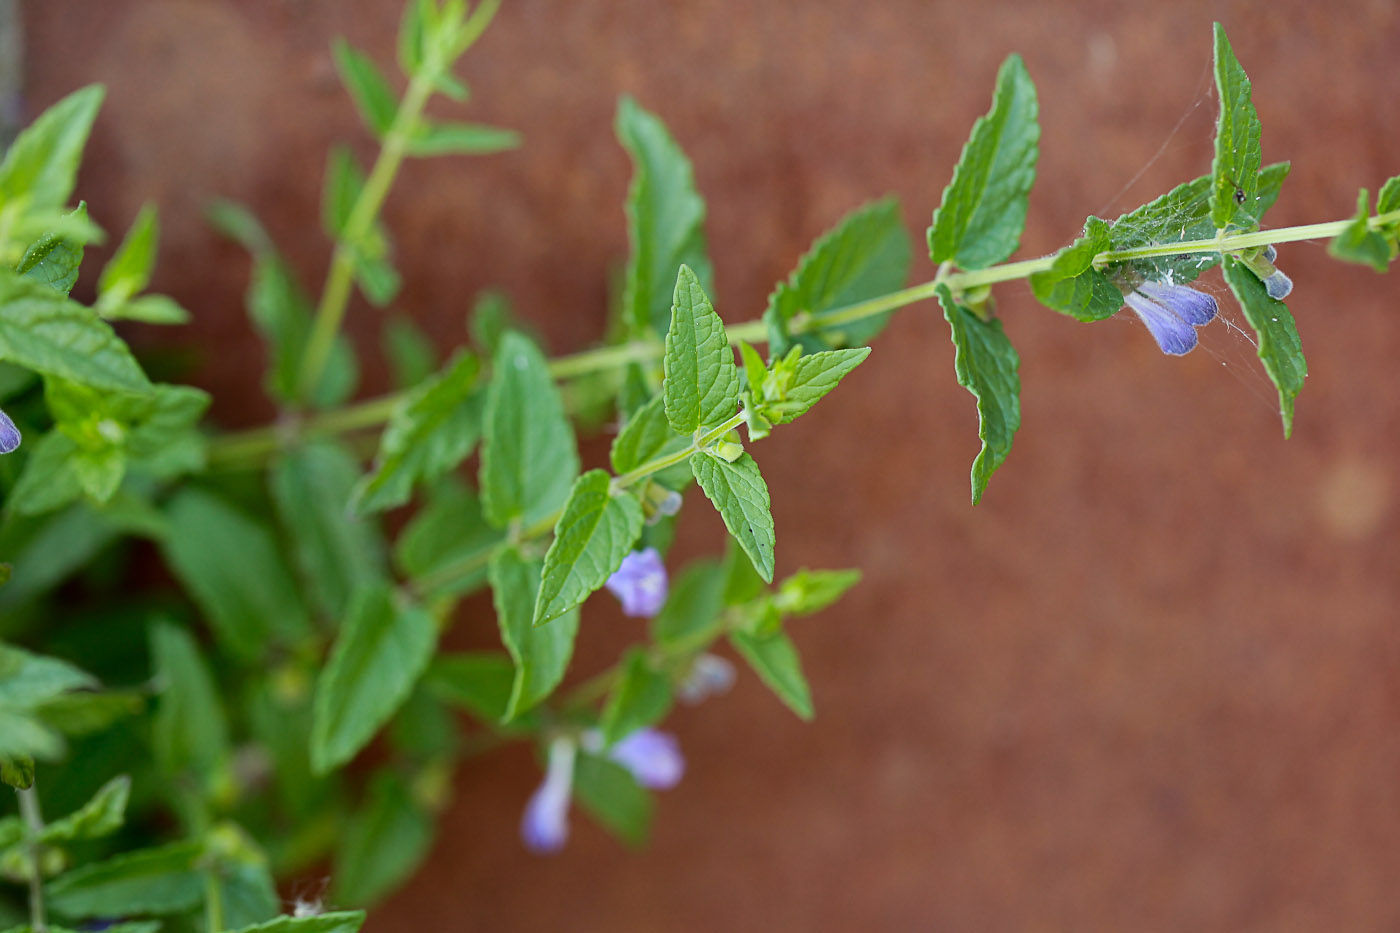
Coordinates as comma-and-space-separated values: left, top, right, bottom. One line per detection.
0, 408, 21, 455
1122, 280, 1219, 355
676, 653, 736, 706
605, 547, 668, 617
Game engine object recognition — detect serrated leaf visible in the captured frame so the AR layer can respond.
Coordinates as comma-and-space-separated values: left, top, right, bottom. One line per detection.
1221, 255, 1306, 437
573, 753, 652, 848
311, 583, 437, 773
45, 840, 204, 918
1211, 23, 1263, 231
690, 451, 774, 583
479, 331, 578, 529
617, 95, 712, 337
1329, 189, 1392, 272
0, 85, 104, 209
149, 621, 228, 777
17, 204, 89, 296
39, 775, 129, 844
490, 547, 578, 721
96, 204, 157, 310
333, 40, 398, 137
405, 121, 520, 156
730, 629, 812, 720
771, 347, 870, 424
394, 478, 501, 598
423, 652, 518, 724
0, 276, 150, 394
330, 771, 433, 908
600, 649, 673, 745
1029, 217, 1121, 321
937, 283, 1021, 505
227, 912, 366, 933
928, 55, 1039, 269
533, 470, 644, 625
161, 488, 310, 660
354, 351, 483, 513
663, 265, 741, 435
651, 557, 726, 648
764, 198, 911, 355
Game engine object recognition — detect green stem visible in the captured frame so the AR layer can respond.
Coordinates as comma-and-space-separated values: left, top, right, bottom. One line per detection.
204, 869, 225, 933
18, 787, 46, 933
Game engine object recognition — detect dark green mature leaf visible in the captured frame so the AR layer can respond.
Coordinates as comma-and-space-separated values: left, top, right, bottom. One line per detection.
1211, 23, 1263, 231
573, 753, 652, 847
651, 558, 726, 648
423, 652, 517, 724
405, 121, 521, 156
0, 504, 116, 611
928, 55, 1039, 269
937, 284, 1020, 504
149, 621, 228, 777
663, 265, 741, 435
1221, 256, 1306, 437
1029, 217, 1121, 321
226, 912, 366, 933
17, 204, 88, 295
480, 332, 578, 529
331, 771, 433, 907
39, 775, 129, 843
609, 394, 691, 490
490, 547, 578, 721
600, 649, 673, 745
46, 840, 204, 918
333, 40, 399, 137
0, 276, 150, 394
354, 351, 484, 513
7, 433, 83, 516
0, 85, 103, 208
765, 199, 911, 356
690, 451, 774, 583
311, 583, 438, 773
617, 95, 713, 337
394, 479, 501, 598
730, 629, 812, 720
771, 347, 871, 423
271, 441, 386, 620
161, 488, 310, 660
2, 923, 159, 933
218, 856, 281, 931
534, 470, 644, 626
0, 710, 60, 760
1329, 189, 1392, 272
0, 644, 96, 708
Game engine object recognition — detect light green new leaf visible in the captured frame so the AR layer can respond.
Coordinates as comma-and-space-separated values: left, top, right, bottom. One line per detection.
423, 652, 518, 725
405, 121, 521, 156
331, 771, 433, 908
573, 753, 652, 848
311, 583, 437, 773
651, 557, 726, 648
928, 55, 1039, 269
937, 283, 1021, 505
600, 649, 673, 746
617, 95, 713, 337
271, 441, 386, 620
690, 451, 774, 583
775, 568, 862, 617
663, 265, 741, 435
333, 39, 399, 137
730, 629, 812, 720
321, 146, 361, 239
1210, 23, 1263, 231
354, 351, 484, 514
96, 204, 157, 310
39, 775, 129, 844
0, 277, 150, 394
0, 85, 104, 208
479, 331, 579, 529
149, 621, 229, 778
1329, 189, 1392, 272
382, 315, 438, 388
1379, 175, 1400, 216
17, 204, 89, 296
394, 478, 501, 599
490, 547, 578, 721
1221, 255, 1306, 437
225, 912, 366, 933
319, 147, 401, 307
772, 347, 871, 424
534, 470, 644, 626
764, 198, 910, 355
1028, 217, 1121, 321
45, 840, 204, 919
161, 488, 310, 660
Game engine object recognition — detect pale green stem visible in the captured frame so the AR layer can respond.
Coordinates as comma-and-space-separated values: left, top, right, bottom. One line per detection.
204, 869, 224, 933
18, 787, 46, 933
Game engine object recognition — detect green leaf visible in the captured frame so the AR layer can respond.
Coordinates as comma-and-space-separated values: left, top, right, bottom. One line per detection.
161, 488, 310, 661
34, 690, 144, 738
1221, 255, 1306, 437
489, 547, 578, 721
0, 644, 96, 708
271, 441, 386, 620
1379, 175, 1400, 216
353, 351, 483, 514
534, 470, 644, 626
1210, 23, 1263, 231
7, 433, 83, 516
764, 198, 911, 355
937, 283, 1021, 504
149, 621, 228, 777
39, 775, 129, 844
423, 652, 518, 725
405, 121, 521, 156
333, 40, 398, 137
17, 204, 89, 296
690, 451, 774, 583
0, 504, 117, 611
311, 583, 437, 773
927, 55, 1039, 269
330, 771, 433, 908
0, 709, 60, 760
663, 265, 741, 435
0, 276, 150, 394
617, 95, 712, 337
96, 204, 157, 310
102, 293, 190, 325
573, 753, 652, 847
2, 924, 158, 933
45, 840, 204, 918
608, 394, 691, 489
0, 85, 104, 209
319, 147, 400, 307
599, 649, 673, 745
479, 332, 578, 529
394, 478, 501, 599
651, 557, 726, 648
769, 347, 870, 424
321, 146, 360, 239
382, 315, 438, 388
226, 912, 366, 933
1028, 217, 1121, 321
730, 629, 812, 720
775, 568, 861, 617
1, 756, 35, 789
1329, 189, 1392, 272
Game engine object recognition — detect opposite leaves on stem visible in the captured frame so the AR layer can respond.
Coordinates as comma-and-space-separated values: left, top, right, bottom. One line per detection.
662, 265, 742, 437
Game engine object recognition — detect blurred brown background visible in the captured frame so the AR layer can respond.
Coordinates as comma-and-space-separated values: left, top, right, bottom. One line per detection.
20, 0, 1400, 929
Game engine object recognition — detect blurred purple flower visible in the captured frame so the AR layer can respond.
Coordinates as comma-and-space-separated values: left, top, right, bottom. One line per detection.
0, 408, 20, 455
520, 737, 577, 854
605, 547, 668, 617
607, 728, 685, 790
677, 653, 736, 706
1123, 280, 1218, 355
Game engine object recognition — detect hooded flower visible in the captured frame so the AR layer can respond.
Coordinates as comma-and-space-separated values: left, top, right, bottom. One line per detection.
0, 408, 20, 455
1122, 280, 1219, 355
605, 548, 668, 617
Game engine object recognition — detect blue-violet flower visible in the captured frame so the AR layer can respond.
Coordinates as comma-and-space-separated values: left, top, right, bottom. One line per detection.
676, 653, 736, 705
1122, 280, 1218, 355
605, 547, 668, 617
0, 408, 20, 455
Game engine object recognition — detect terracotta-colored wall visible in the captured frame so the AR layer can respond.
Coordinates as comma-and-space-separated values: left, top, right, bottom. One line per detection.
23, 1, 1400, 929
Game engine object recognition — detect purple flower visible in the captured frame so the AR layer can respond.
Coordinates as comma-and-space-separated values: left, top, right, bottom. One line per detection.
676, 653, 736, 706
1122, 280, 1218, 355
605, 548, 668, 617
0, 408, 20, 455
606, 728, 685, 790
520, 737, 576, 854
